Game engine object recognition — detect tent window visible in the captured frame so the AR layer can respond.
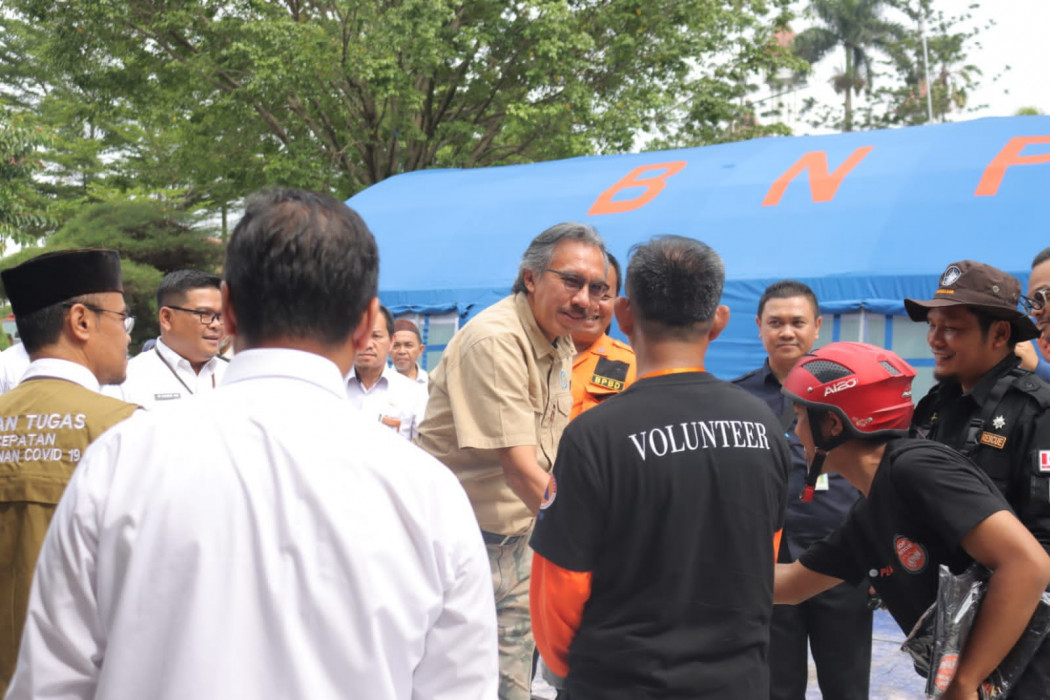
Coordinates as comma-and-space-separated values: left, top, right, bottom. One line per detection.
815, 310, 937, 401
392, 312, 459, 371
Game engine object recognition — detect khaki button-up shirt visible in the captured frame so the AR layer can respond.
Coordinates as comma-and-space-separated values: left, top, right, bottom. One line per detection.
416, 293, 573, 535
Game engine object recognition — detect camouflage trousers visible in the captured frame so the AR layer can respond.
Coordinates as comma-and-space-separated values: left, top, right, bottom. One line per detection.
487, 533, 534, 700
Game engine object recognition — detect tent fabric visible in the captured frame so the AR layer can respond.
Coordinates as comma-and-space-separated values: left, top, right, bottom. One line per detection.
347, 116, 1050, 378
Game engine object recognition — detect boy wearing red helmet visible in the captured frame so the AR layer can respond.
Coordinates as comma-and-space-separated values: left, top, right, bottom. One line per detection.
775, 342, 1050, 700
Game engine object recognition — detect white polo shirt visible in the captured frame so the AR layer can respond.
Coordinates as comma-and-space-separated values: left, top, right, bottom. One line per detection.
113, 338, 227, 409
7, 348, 497, 700
346, 364, 427, 440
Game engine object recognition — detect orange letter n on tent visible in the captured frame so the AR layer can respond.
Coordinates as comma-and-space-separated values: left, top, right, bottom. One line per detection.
588, 161, 687, 216
762, 146, 874, 206
975, 136, 1050, 196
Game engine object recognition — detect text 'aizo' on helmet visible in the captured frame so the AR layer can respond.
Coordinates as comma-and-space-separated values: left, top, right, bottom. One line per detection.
782, 342, 917, 501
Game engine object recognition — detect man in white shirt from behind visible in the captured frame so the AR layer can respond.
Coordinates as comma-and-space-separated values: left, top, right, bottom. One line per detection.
6, 187, 498, 700
346, 305, 427, 440
115, 269, 226, 408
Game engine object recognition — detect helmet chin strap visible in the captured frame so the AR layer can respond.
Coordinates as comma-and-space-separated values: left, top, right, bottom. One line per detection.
800, 408, 849, 502
800, 449, 826, 503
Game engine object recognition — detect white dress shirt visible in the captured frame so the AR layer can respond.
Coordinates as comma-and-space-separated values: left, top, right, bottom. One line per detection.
346, 364, 427, 440
19, 357, 102, 392
112, 337, 227, 409
0, 342, 30, 394
7, 347, 497, 700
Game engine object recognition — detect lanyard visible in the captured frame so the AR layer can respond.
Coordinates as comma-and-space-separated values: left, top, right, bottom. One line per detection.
636, 366, 704, 381
153, 347, 213, 395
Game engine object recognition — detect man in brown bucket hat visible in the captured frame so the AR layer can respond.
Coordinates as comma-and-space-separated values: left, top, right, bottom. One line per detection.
906, 259, 1050, 697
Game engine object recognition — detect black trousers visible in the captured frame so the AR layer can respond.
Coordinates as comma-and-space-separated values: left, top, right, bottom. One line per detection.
769, 580, 873, 700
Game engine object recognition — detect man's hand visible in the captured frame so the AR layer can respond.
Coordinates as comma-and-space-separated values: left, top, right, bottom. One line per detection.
1015, 340, 1038, 370
496, 445, 551, 514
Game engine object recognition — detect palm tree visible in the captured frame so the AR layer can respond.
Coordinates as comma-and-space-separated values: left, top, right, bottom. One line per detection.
793, 0, 905, 131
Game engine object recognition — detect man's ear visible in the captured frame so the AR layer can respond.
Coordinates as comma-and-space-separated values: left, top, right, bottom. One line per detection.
66, 303, 94, 343
824, 411, 844, 438
614, 296, 633, 338
708, 305, 730, 342
352, 298, 380, 353
990, 319, 1012, 349
158, 306, 175, 333
522, 268, 538, 295
755, 315, 762, 336
220, 282, 239, 338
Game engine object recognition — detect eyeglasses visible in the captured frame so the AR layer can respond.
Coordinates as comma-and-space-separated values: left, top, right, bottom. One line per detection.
543, 268, 612, 301
70, 302, 136, 334
166, 305, 223, 325
1023, 287, 1050, 314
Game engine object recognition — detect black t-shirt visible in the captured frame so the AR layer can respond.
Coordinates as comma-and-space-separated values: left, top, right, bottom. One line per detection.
799, 438, 1009, 633
530, 372, 791, 699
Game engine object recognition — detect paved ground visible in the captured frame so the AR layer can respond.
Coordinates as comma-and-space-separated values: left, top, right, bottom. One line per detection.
531, 609, 931, 699
807, 609, 927, 699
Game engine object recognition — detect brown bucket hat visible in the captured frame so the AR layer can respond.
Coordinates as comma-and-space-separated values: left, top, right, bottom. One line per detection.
904, 260, 1039, 342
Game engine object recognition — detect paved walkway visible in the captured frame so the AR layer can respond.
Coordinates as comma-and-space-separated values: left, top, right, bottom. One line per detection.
807, 609, 927, 699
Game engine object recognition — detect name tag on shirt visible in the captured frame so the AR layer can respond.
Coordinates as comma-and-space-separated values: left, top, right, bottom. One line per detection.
154, 393, 182, 401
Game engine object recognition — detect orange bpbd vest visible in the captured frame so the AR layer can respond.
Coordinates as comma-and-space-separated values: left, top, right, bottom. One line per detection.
571, 336, 637, 419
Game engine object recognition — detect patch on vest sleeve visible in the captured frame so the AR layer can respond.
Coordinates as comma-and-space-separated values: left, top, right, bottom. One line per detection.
590, 357, 630, 391
1039, 450, 1050, 473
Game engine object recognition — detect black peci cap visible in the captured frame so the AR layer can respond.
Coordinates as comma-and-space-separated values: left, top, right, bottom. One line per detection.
2, 249, 124, 317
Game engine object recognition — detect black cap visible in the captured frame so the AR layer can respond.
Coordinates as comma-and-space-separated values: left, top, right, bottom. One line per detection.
2, 249, 124, 317
904, 260, 1038, 342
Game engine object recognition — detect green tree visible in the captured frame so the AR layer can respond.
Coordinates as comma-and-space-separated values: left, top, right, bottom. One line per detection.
871, 0, 984, 126
792, 0, 906, 131
0, 200, 224, 347
0, 111, 52, 248
1, 0, 798, 218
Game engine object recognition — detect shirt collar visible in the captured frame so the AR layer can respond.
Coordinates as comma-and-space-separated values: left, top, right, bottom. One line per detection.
345, 363, 396, 388
21, 358, 101, 392
222, 348, 347, 399
967, 353, 1023, 403
513, 292, 571, 361
155, 337, 218, 373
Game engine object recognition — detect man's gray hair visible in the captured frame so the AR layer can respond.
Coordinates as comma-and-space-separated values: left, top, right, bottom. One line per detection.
511, 222, 607, 294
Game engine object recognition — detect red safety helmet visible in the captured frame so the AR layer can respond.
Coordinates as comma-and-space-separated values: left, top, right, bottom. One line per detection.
782, 342, 917, 500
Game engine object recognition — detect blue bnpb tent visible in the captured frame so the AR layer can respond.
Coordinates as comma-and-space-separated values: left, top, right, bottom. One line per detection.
347, 116, 1050, 382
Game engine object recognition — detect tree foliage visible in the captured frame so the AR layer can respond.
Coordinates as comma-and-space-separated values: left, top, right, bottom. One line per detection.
0, 111, 53, 247
0, 0, 799, 223
0, 200, 224, 346
791, 0, 906, 131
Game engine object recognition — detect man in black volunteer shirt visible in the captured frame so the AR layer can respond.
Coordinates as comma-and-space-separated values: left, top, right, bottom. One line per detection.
776, 342, 1050, 700
733, 280, 871, 700
906, 260, 1050, 555
530, 235, 791, 699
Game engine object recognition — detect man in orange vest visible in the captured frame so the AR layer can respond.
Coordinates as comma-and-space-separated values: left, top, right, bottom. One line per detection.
569, 253, 635, 419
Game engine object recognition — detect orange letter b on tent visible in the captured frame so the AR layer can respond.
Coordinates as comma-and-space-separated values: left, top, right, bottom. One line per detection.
762, 147, 874, 206
588, 161, 687, 216
975, 136, 1050, 196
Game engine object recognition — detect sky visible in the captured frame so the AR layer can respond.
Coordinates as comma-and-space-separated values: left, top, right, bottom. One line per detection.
784, 0, 1049, 134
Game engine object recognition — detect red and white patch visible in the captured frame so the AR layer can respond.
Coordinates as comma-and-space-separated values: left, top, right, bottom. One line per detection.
539, 475, 557, 510
894, 535, 928, 573
934, 653, 958, 691
1039, 450, 1050, 473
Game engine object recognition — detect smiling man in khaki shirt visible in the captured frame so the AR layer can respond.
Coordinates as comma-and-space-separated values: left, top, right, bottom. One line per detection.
416, 222, 607, 700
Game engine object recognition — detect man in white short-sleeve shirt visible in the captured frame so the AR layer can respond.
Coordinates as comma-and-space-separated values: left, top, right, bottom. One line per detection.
346, 305, 427, 440
6, 188, 497, 700
112, 270, 226, 409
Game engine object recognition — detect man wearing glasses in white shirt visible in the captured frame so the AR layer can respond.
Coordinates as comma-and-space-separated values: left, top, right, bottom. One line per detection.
114, 270, 226, 409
